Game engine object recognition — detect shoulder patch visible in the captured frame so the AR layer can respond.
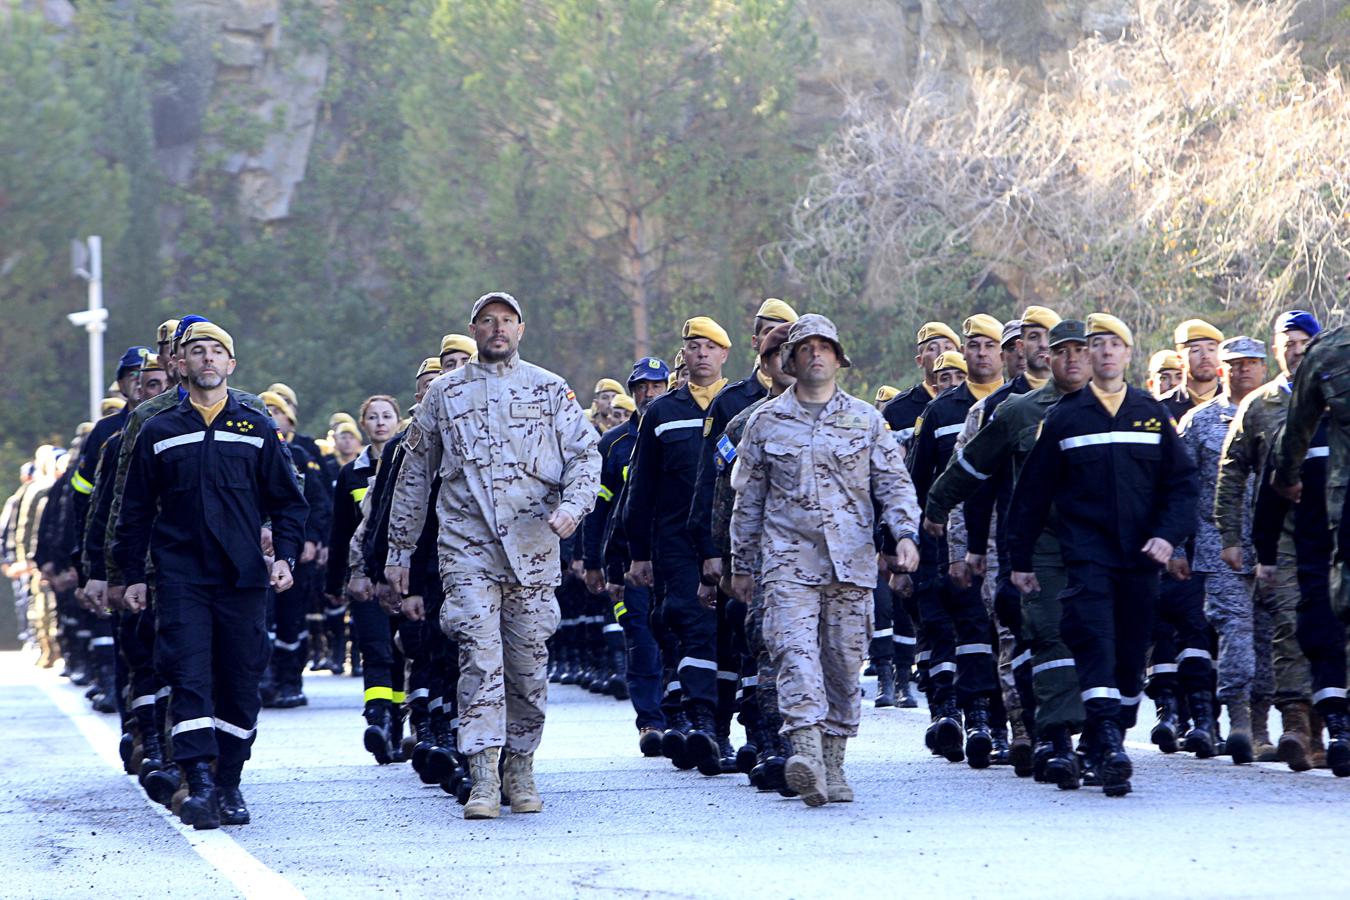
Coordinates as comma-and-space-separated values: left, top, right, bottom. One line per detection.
913, 416, 924, 437
716, 433, 737, 467
405, 422, 423, 451
563, 384, 576, 402
703, 416, 714, 437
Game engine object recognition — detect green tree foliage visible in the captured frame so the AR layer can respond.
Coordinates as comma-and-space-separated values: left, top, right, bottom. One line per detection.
402, 0, 816, 385
0, 11, 130, 475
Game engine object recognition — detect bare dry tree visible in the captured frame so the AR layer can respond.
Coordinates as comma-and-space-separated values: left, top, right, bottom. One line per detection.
782, 0, 1350, 335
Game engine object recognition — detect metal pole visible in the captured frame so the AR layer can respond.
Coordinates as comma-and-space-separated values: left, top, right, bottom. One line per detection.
88, 236, 104, 424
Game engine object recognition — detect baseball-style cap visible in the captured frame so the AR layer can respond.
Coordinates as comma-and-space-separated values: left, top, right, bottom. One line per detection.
1049, 319, 1088, 348
1219, 335, 1267, 361
471, 291, 523, 322
627, 357, 670, 385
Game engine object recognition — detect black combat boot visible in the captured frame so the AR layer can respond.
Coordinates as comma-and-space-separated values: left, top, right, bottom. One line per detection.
410, 711, 435, 782
363, 700, 395, 765
179, 761, 221, 830
686, 705, 720, 774
898, 677, 921, 709
91, 662, 118, 714
1184, 691, 1217, 759
934, 696, 965, 762
639, 726, 665, 759
606, 647, 629, 700
1031, 739, 1055, 782
1043, 726, 1081, 791
389, 704, 408, 763
990, 727, 1011, 766
874, 660, 897, 709
662, 711, 693, 770
1323, 710, 1350, 777
1150, 691, 1182, 754
134, 705, 165, 782
1096, 718, 1133, 797
425, 709, 456, 783
559, 645, 582, 686
216, 762, 250, 826
963, 698, 992, 769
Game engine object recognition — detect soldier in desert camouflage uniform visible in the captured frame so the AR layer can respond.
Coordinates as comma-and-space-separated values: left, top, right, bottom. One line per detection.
385, 291, 600, 820
730, 314, 921, 807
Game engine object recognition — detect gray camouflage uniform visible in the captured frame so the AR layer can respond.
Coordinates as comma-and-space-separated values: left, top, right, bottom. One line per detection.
1178, 397, 1274, 706
387, 352, 600, 756
731, 386, 920, 736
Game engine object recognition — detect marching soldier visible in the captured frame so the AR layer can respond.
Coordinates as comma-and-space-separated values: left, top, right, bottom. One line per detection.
386, 291, 600, 820
114, 321, 308, 829
1160, 319, 1225, 420
1174, 336, 1271, 763
926, 319, 1091, 787
1008, 313, 1198, 797
1220, 310, 1321, 768
730, 314, 921, 806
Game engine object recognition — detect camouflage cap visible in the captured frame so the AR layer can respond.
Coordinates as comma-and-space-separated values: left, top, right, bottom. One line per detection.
1219, 335, 1266, 361
780, 313, 852, 375
1001, 319, 1022, 347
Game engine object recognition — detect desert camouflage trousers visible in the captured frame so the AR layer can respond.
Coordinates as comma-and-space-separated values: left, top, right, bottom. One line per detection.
440, 572, 561, 756
763, 580, 871, 737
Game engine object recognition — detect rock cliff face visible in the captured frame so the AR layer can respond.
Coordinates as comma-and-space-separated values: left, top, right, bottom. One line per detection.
50, 0, 1350, 232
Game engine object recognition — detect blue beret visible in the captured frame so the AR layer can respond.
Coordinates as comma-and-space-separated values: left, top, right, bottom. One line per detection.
1276, 310, 1320, 338
116, 346, 150, 374
173, 314, 210, 341
628, 356, 670, 385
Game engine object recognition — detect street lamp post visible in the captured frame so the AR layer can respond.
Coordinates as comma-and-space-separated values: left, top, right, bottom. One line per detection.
70, 236, 108, 424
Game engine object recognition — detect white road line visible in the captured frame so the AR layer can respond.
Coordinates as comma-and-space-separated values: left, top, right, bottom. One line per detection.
35, 673, 307, 899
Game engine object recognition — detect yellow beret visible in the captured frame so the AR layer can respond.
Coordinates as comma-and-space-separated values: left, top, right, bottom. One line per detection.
139, 348, 163, 372
267, 383, 297, 410
440, 333, 476, 357
333, 421, 361, 439
1148, 350, 1184, 373
156, 319, 180, 345
934, 351, 968, 374
260, 391, 297, 424
1021, 306, 1062, 330
682, 316, 731, 349
672, 349, 686, 369
417, 357, 442, 379
182, 322, 236, 358
593, 378, 626, 397
611, 394, 637, 413
100, 397, 126, 415
329, 412, 356, 428
667, 373, 680, 389
963, 314, 1003, 343
76, 421, 93, 437
916, 322, 961, 347
1173, 319, 1224, 346
755, 298, 799, 324
1086, 313, 1134, 347
875, 385, 900, 404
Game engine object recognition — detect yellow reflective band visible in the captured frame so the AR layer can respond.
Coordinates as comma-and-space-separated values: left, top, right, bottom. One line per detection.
391, 691, 406, 704
364, 686, 393, 703
351, 487, 368, 503
71, 471, 94, 495
598, 485, 614, 502
622, 465, 629, 482
614, 602, 628, 619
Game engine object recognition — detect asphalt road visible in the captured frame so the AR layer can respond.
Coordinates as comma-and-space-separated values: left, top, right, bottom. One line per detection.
5, 649, 1348, 900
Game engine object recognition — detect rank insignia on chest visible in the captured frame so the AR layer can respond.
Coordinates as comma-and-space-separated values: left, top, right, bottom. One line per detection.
835, 413, 867, 430
511, 402, 542, 419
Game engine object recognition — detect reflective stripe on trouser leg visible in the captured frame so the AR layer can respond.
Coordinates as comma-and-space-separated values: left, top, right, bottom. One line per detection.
762, 581, 870, 737
442, 574, 559, 756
